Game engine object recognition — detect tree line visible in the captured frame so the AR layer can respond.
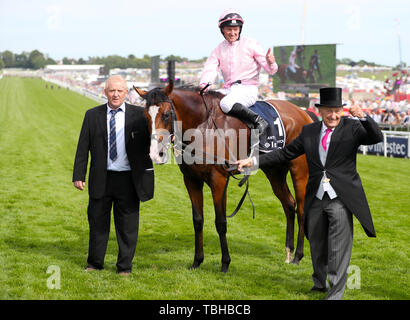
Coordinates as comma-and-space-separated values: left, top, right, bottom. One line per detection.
335, 58, 401, 68
1, 49, 394, 73
0, 50, 56, 70
0, 50, 207, 73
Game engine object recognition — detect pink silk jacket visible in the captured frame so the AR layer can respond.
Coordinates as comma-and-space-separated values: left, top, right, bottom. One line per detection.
200, 36, 278, 89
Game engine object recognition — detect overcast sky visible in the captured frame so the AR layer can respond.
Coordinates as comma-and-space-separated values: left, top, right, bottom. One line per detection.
0, 0, 408, 66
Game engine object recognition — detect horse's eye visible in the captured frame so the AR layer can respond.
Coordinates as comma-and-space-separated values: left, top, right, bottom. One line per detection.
162, 111, 171, 121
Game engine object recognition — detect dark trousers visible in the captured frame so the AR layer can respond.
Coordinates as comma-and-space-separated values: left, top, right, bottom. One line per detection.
307, 193, 353, 300
87, 170, 140, 273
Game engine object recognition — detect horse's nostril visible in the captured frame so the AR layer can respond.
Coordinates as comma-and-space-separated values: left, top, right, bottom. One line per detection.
159, 152, 164, 158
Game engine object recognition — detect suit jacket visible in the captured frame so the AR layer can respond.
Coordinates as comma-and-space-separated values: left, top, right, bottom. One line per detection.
259, 115, 383, 238
73, 103, 154, 202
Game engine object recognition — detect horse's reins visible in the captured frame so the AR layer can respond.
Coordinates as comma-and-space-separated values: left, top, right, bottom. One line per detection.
199, 84, 239, 168
152, 85, 255, 218
199, 83, 255, 218
165, 98, 238, 166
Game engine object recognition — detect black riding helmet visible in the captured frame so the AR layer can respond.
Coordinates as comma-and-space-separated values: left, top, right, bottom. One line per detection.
218, 10, 244, 38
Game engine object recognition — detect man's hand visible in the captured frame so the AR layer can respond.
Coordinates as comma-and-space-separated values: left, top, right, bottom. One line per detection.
73, 181, 85, 191
236, 157, 254, 172
266, 48, 276, 65
349, 105, 365, 118
199, 82, 211, 94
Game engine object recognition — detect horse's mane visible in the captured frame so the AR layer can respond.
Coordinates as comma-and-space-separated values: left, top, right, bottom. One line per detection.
145, 87, 170, 107
175, 85, 224, 113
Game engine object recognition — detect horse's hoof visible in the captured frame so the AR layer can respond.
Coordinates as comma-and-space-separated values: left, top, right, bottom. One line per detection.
285, 248, 293, 263
291, 254, 303, 265
189, 264, 199, 270
189, 259, 203, 270
220, 266, 229, 273
220, 262, 230, 273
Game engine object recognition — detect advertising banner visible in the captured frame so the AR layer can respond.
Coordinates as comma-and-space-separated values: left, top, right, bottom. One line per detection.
360, 136, 409, 158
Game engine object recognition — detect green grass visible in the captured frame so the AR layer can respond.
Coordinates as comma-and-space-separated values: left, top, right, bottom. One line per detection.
0, 77, 409, 300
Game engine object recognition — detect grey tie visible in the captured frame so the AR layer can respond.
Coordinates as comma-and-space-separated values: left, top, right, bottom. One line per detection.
109, 109, 118, 161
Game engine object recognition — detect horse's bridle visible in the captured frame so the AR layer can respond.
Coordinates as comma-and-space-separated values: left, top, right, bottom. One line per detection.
148, 88, 255, 219
152, 95, 233, 165
148, 97, 177, 158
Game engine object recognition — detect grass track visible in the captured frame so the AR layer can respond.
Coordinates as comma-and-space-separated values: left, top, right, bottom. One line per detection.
0, 77, 409, 300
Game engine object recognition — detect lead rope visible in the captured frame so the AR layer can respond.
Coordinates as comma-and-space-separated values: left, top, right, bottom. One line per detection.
199, 84, 238, 166
200, 83, 255, 219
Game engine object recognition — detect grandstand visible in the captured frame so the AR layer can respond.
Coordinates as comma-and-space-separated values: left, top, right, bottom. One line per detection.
44, 64, 103, 73
38, 61, 410, 132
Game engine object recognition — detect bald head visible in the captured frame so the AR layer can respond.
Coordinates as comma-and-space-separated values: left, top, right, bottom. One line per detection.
105, 75, 127, 90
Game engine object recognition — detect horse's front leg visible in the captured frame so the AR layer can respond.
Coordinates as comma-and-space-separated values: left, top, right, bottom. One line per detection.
183, 176, 205, 269
210, 174, 231, 273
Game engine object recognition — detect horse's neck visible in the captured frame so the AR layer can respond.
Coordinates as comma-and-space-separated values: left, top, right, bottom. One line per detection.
172, 91, 217, 129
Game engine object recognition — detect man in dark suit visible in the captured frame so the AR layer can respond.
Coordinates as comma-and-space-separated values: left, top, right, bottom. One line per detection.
237, 88, 383, 299
73, 75, 154, 276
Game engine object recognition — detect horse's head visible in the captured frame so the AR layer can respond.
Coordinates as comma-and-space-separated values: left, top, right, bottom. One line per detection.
134, 81, 176, 164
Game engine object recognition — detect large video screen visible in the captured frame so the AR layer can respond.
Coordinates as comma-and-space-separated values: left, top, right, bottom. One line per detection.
273, 44, 336, 93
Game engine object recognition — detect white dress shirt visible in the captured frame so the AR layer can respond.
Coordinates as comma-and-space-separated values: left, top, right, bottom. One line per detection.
319, 123, 333, 153
316, 123, 337, 200
107, 103, 131, 171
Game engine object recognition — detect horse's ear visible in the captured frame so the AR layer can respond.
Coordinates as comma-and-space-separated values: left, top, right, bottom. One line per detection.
164, 80, 174, 96
133, 85, 147, 99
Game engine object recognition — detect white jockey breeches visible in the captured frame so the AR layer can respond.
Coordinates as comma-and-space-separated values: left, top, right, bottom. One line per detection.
218, 84, 258, 113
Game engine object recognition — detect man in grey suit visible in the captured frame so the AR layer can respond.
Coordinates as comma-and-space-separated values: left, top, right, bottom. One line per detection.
237, 88, 383, 299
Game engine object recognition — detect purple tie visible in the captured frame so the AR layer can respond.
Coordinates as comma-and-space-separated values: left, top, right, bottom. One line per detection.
321, 128, 332, 152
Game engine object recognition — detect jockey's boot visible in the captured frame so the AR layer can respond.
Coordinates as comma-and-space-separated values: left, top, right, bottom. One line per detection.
227, 103, 268, 138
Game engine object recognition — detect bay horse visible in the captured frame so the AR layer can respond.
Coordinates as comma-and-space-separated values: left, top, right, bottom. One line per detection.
135, 81, 312, 272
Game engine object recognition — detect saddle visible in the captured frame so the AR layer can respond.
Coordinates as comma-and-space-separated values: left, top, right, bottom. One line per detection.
249, 101, 286, 153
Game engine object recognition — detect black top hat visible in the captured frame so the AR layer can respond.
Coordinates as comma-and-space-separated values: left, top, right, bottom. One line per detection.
315, 87, 346, 108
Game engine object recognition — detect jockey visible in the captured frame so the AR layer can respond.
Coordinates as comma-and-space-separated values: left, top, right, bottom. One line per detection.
288, 46, 299, 74
200, 9, 278, 138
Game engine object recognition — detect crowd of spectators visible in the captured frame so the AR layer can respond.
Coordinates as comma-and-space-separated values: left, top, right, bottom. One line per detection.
40, 65, 410, 130
307, 98, 410, 129
346, 99, 410, 127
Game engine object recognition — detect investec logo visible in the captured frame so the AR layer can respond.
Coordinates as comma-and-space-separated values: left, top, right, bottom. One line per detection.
365, 138, 408, 157
366, 142, 384, 154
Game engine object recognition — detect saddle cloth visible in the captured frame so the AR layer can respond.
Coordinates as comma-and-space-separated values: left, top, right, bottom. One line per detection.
249, 101, 286, 153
